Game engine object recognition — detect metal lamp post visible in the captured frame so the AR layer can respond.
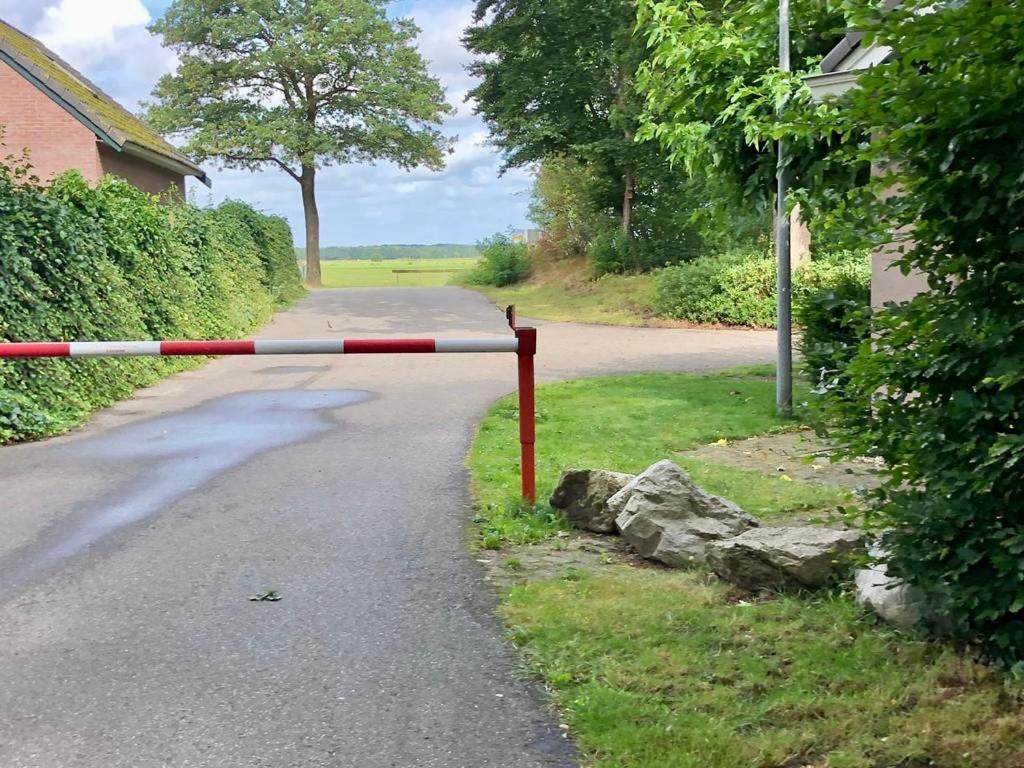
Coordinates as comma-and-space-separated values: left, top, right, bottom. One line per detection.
776, 0, 793, 416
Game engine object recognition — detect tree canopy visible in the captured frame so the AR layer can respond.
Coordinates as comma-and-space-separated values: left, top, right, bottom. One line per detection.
636, 0, 846, 209
145, 0, 453, 284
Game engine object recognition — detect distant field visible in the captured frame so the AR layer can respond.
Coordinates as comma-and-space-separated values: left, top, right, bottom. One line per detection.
297, 244, 479, 261
316, 258, 479, 288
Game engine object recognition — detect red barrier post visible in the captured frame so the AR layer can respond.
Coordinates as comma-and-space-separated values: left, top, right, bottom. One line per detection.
514, 326, 537, 504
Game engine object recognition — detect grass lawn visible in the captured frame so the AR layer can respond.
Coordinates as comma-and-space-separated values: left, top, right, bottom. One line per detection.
465, 255, 663, 326
468, 368, 1024, 768
469, 367, 849, 547
316, 257, 478, 288
475, 273, 658, 326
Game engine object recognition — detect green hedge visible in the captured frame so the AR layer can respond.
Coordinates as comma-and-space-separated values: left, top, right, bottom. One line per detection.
793, 256, 872, 392
652, 248, 778, 326
653, 248, 870, 332
0, 166, 303, 443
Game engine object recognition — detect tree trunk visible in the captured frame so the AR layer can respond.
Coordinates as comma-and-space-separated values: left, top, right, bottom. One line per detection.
300, 165, 321, 287
621, 167, 634, 237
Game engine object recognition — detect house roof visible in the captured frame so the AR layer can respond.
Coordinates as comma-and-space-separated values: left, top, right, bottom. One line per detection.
804, 12, 897, 102
0, 18, 210, 187
820, 32, 867, 73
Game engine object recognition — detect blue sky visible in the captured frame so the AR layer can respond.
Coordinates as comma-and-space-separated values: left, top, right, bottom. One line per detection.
0, 0, 533, 246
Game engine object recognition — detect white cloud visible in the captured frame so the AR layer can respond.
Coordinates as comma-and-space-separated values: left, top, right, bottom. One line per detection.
4, 0, 529, 244
36, 0, 151, 68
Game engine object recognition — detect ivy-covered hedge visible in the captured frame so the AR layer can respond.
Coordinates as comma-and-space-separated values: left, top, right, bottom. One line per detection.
0, 166, 303, 443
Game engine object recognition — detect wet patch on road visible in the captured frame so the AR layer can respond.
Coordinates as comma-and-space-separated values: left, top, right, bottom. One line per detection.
254, 365, 331, 375
0, 389, 373, 595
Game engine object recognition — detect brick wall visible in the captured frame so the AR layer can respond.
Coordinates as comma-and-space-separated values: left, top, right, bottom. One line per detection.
98, 145, 185, 198
0, 59, 186, 198
0, 58, 101, 183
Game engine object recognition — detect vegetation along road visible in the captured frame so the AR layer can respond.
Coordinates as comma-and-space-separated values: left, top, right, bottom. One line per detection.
0, 287, 773, 768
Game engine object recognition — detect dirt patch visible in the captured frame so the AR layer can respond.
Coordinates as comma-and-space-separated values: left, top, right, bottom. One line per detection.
479, 533, 633, 589
679, 429, 881, 491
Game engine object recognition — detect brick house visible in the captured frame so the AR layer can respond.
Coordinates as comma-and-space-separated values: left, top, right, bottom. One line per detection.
0, 18, 208, 196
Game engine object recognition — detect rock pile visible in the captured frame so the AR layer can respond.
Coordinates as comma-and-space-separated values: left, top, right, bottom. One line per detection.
549, 459, 864, 592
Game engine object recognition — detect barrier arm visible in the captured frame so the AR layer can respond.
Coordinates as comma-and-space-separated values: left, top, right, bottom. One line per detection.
0, 331, 538, 504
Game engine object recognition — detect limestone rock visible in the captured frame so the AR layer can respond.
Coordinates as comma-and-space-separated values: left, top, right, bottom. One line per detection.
549, 469, 635, 533
609, 460, 759, 567
707, 526, 865, 590
854, 548, 930, 629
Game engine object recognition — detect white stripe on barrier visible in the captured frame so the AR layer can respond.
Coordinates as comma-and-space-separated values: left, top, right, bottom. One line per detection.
69, 341, 162, 357
253, 340, 345, 355
435, 338, 519, 353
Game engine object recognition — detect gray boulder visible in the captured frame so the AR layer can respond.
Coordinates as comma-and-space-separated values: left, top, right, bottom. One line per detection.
610, 460, 759, 567
707, 526, 865, 591
549, 469, 635, 533
854, 547, 929, 629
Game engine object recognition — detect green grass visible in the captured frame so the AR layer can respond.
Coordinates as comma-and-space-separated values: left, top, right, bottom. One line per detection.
473, 272, 658, 326
506, 568, 1024, 768
468, 368, 1024, 766
317, 257, 479, 288
469, 368, 849, 548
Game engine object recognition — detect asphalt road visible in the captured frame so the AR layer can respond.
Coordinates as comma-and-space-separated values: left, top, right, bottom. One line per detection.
0, 288, 774, 768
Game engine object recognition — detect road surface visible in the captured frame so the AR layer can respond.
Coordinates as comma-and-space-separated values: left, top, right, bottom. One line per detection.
0, 288, 773, 768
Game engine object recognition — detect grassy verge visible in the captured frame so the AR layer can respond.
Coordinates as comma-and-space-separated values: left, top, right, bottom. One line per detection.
466, 256, 662, 327
468, 369, 1024, 768
506, 569, 1023, 768
316, 257, 478, 288
469, 368, 848, 548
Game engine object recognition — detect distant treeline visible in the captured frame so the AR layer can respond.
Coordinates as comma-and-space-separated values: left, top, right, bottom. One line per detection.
295, 244, 480, 261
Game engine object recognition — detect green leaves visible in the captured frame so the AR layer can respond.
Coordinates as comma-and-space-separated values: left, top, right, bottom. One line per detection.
636, 0, 848, 211
0, 162, 302, 444
801, 0, 1024, 665
144, 0, 453, 178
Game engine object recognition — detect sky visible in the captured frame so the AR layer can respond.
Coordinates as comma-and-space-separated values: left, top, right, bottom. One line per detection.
0, 0, 533, 246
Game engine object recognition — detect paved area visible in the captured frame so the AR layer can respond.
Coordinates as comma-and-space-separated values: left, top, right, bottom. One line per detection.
0, 287, 773, 767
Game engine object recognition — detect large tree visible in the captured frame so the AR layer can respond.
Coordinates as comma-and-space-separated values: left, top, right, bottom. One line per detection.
636, 0, 846, 211
145, 0, 453, 285
464, 0, 646, 235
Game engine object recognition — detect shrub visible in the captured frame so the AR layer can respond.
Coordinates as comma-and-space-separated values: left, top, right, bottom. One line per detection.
586, 229, 631, 275
804, 1, 1024, 663
653, 248, 777, 326
793, 253, 871, 393
653, 248, 870, 334
465, 234, 530, 286
0, 166, 303, 443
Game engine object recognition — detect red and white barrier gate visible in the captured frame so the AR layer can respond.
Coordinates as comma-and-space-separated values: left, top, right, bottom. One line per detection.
0, 319, 539, 503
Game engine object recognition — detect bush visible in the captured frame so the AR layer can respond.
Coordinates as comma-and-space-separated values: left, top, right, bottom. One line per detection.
804, 1, 1024, 663
793, 254, 871, 393
653, 248, 777, 326
0, 166, 303, 443
653, 248, 870, 333
586, 229, 631, 275
465, 234, 530, 286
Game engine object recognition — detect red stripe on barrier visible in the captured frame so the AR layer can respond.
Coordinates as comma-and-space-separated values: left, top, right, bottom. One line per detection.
0, 342, 72, 358
343, 339, 437, 354
159, 340, 256, 356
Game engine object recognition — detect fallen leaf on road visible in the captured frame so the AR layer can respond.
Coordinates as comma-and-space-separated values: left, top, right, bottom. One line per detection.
249, 590, 282, 602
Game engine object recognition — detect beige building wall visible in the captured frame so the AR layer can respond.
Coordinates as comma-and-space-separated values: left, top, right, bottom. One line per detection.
872, 242, 930, 306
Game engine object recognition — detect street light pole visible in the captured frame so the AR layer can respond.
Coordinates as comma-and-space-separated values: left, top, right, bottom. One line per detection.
776, 0, 793, 416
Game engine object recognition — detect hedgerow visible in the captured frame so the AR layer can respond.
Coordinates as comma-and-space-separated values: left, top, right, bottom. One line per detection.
802, 1, 1024, 664
652, 247, 869, 330
0, 165, 302, 443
